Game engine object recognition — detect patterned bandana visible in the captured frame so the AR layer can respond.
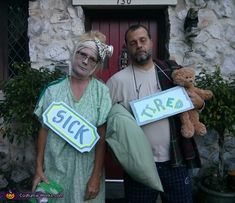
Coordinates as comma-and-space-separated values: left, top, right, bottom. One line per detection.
75, 40, 98, 56
74, 40, 113, 62
94, 39, 113, 62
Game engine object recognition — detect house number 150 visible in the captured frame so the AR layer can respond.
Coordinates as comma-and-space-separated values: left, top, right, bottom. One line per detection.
117, 0, 132, 5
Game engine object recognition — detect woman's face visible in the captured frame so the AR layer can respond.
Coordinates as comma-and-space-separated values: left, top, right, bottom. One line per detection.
72, 47, 99, 79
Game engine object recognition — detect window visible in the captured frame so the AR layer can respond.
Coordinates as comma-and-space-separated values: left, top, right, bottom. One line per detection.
0, 0, 29, 88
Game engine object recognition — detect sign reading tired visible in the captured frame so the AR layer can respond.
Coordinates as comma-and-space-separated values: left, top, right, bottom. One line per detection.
130, 86, 194, 126
43, 102, 99, 153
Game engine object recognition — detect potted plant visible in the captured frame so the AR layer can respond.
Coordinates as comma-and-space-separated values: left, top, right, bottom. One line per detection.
0, 62, 64, 143
195, 65, 235, 202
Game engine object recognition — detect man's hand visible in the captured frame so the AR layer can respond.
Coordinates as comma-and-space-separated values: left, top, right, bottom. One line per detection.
84, 176, 100, 200
188, 92, 204, 109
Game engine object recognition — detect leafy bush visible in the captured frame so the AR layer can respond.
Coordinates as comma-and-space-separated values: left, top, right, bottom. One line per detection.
0, 62, 64, 143
196, 66, 235, 137
196, 65, 235, 190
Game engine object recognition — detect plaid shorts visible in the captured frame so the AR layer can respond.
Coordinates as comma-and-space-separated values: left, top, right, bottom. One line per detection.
124, 161, 193, 203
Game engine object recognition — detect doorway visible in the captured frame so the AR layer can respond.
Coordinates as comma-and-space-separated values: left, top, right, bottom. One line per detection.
84, 8, 169, 198
85, 9, 169, 82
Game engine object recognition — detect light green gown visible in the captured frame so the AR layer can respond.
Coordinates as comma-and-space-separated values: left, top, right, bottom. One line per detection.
34, 76, 111, 203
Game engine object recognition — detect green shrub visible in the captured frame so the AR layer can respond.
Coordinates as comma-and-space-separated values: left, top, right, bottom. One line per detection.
196, 66, 235, 136
196, 65, 235, 183
0, 62, 64, 143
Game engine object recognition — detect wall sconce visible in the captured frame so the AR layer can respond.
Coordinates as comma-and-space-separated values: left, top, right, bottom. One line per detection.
184, 8, 200, 39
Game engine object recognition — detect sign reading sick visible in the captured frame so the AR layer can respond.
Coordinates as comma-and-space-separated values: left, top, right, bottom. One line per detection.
130, 86, 194, 126
43, 102, 99, 153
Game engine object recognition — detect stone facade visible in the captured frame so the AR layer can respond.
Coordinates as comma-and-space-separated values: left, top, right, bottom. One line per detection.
28, 0, 235, 76
168, 0, 235, 177
1, 0, 235, 193
28, 0, 85, 70
196, 131, 235, 172
169, 0, 235, 76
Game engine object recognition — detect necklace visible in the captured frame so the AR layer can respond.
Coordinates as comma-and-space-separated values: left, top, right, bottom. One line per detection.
132, 64, 161, 99
132, 64, 142, 99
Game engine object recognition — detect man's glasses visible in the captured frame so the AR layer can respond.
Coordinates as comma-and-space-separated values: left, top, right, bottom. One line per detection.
76, 51, 99, 68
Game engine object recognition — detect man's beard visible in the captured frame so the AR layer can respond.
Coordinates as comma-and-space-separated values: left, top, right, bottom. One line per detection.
131, 49, 152, 65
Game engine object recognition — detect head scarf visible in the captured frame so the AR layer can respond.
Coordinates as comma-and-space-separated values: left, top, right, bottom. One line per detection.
94, 39, 113, 62
73, 40, 98, 62
73, 39, 113, 63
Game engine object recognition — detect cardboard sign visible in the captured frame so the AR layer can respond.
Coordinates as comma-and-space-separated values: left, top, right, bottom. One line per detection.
43, 102, 99, 153
130, 86, 194, 126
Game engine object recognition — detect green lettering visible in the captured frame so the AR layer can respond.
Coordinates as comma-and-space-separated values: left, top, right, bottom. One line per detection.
153, 99, 166, 111
174, 99, 183, 109
141, 104, 156, 118
145, 104, 156, 113
141, 108, 154, 118
166, 98, 174, 108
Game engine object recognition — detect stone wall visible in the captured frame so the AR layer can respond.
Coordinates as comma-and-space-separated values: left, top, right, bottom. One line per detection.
168, 0, 235, 175
28, 0, 85, 70
196, 131, 235, 172
28, 0, 235, 76
0, 135, 36, 190
168, 0, 235, 178
169, 0, 235, 75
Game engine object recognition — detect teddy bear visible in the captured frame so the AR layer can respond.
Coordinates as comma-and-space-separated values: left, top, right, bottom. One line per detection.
171, 67, 213, 138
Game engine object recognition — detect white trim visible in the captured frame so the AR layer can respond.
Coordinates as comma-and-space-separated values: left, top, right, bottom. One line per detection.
0, 90, 4, 101
72, 0, 177, 6
105, 179, 124, 183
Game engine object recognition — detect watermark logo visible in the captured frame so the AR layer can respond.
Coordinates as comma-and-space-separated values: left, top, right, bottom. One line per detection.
5, 191, 16, 200
0, 190, 63, 201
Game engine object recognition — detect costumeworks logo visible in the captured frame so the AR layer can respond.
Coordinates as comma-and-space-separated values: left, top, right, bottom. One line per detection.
5, 191, 16, 199
0, 190, 19, 200
0, 189, 64, 201
0, 190, 16, 200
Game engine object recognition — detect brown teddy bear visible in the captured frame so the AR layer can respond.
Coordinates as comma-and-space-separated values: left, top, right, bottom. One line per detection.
171, 67, 213, 138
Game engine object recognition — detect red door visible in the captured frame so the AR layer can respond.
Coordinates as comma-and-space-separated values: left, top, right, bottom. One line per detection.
92, 19, 158, 83
86, 9, 166, 180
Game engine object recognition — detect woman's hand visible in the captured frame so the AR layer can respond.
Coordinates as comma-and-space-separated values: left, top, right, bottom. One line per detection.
32, 169, 49, 191
84, 176, 100, 200
32, 127, 49, 191
84, 124, 105, 200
